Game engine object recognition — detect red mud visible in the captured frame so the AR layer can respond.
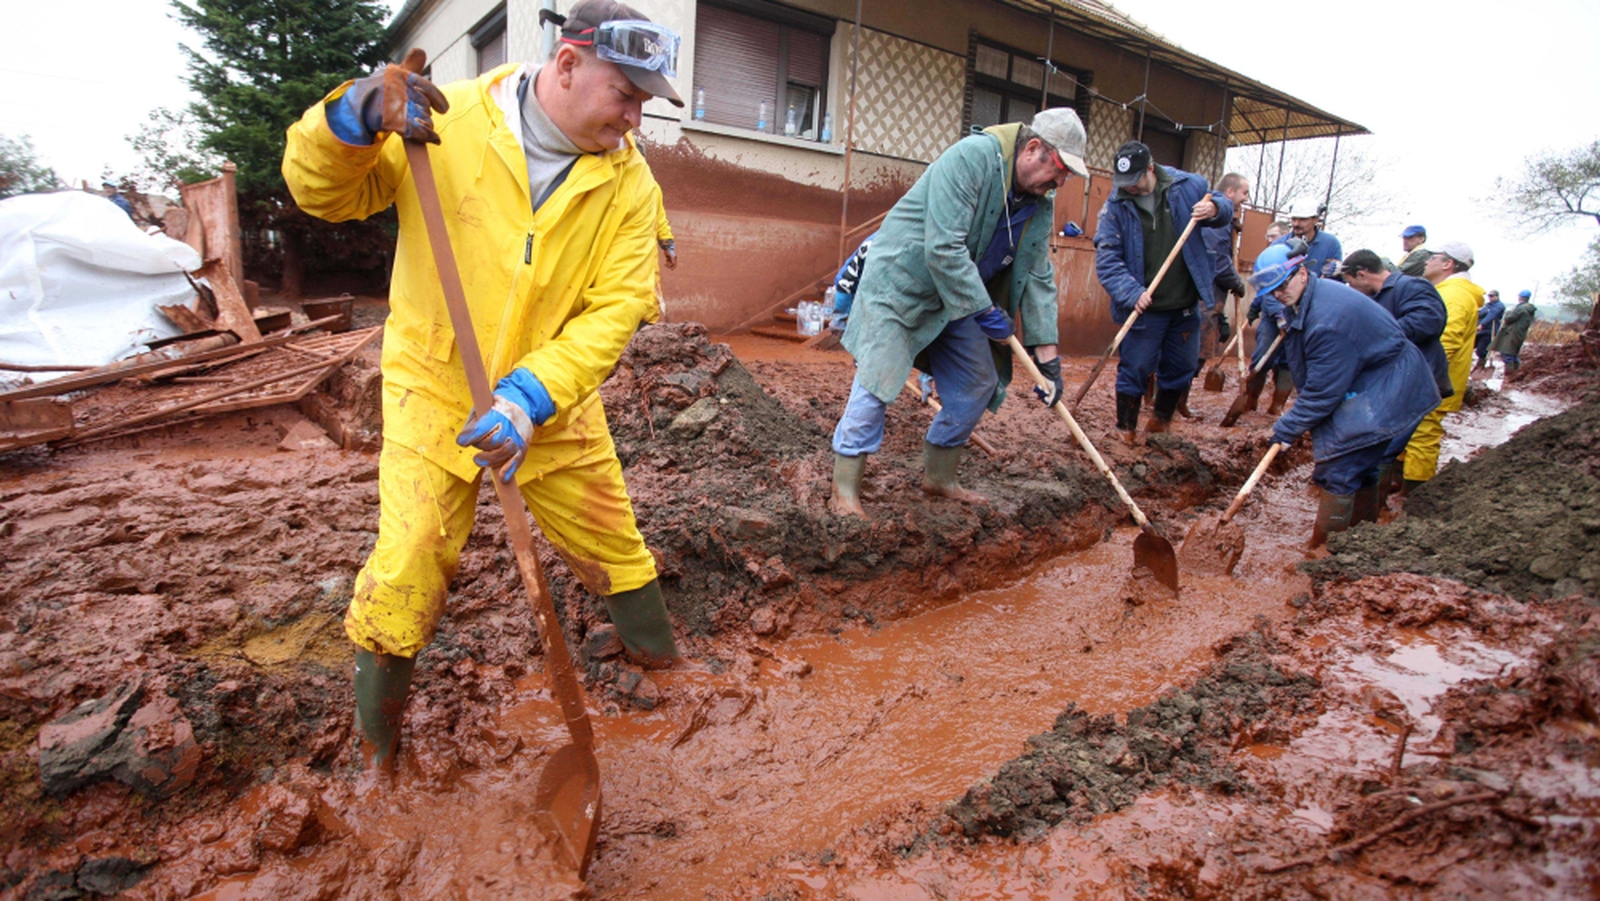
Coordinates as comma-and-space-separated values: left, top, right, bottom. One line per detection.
0, 325, 1595, 900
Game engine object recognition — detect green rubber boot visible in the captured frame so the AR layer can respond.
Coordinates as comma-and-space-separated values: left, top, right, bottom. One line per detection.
830, 452, 867, 517
1309, 490, 1356, 548
353, 646, 416, 772
604, 579, 681, 668
922, 441, 986, 504
1352, 480, 1383, 525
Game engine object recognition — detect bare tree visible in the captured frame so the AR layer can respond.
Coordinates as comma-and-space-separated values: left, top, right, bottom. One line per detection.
1496, 140, 1600, 233
1226, 135, 1393, 237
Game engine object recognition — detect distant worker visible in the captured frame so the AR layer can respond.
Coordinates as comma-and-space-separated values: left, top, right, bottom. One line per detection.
1494, 289, 1538, 371
829, 232, 876, 333
1264, 220, 1290, 245
1248, 243, 1440, 545
1404, 241, 1484, 489
101, 181, 134, 219
1094, 140, 1233, 443
1475, 289, 1505, 369
1397, 225, 1429, 276
1187, 172, 1250, 414
1283, 199, 1343, 278
1339, 249, 1452, 497
829, 109, 1089, 516
282, 0, 689, 771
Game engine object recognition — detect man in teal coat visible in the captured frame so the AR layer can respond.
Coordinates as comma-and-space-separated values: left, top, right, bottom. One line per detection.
830, 108, 1088, 516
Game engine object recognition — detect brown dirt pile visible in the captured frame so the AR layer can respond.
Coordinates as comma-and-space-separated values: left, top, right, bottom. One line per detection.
1305, 396, 1600, 599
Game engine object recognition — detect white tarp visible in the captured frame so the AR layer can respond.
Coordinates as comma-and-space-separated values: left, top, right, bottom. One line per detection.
0, 191, 201, 375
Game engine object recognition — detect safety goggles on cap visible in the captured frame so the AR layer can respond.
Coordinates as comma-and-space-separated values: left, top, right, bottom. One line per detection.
1248, 255, 1307, 295
563, 19, 680, 77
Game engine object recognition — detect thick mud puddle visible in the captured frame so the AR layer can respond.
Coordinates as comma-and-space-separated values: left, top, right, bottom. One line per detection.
1441, 379, 1565, 468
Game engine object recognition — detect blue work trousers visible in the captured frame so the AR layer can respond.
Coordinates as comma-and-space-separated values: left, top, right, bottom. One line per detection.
833, 312, 998, 455
1311, 418, 1425, 495
1114, 306, 1201, 396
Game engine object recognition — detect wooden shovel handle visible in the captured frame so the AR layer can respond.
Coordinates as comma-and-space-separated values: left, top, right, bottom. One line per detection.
1069, 215, 1200, 413
403, 109, 595, 752
1007, 336, 1151, 529
1220, 442, 1283, 524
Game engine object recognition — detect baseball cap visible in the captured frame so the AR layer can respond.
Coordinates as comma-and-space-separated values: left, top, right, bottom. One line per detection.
1436, 240, 1474, 268
1518, 289, 1532, 298
1030, 108, 1089, 177
1287, 199, 1321, 219
1401, 224, 1426, 238
554, 0, 684, 107
1111, 141, 1152, 188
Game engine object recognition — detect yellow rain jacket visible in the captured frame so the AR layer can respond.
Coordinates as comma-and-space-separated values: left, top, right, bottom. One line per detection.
283, 63, 660, 485
1433, 274, 1483, 414
283, 65, 663, 655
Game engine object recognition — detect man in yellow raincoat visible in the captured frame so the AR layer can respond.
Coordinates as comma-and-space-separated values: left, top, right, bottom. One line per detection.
282, 0, 686, 770
1404, 240, 1483, 488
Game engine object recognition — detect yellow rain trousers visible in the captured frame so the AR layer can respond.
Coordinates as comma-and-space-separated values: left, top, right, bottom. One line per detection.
1404, 274, 1484, 482
283, 63, 662, 657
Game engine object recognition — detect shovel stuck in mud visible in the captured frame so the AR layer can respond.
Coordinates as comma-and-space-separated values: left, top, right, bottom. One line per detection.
1220, 331, 1286, 427
1179, 442, 1283, 576
1202, 329, 1241, 392
399, 50, 601, 878
1005, 336, 1180, 592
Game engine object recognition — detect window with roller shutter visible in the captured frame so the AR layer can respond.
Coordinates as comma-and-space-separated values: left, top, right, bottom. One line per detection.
473, 5, 507, 75
692, 0, 832, 140
966, 37, 1089, 133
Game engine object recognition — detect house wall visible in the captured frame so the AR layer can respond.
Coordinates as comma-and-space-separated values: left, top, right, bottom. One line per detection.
390, 0, 1238, 339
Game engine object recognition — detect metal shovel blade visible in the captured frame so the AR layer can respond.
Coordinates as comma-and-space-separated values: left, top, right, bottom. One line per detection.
533, 742, 603, 879
1202, 364, 1226, 392
1133, 525, 1180, 593
1177, 513, 1246, 576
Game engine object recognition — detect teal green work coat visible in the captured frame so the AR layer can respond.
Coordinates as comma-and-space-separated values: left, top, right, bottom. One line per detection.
841, 124, 1059, 408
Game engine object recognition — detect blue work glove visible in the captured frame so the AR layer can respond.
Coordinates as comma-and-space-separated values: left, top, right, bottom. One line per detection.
455, 368, 556, 483
326, 52, 450, 146
918, 372, 935, 404
974, 306, 1013, 341
1030, 353, 1063, 407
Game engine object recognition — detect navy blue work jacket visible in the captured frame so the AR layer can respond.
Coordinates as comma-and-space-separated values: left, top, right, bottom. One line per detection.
1203, 219, 1244, 300
1271, 275, 1441, 460
1094, 166, 1232, 323
1371, 271, 1452, 399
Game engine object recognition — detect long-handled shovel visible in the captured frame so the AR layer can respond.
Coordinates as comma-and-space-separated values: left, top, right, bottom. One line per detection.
400, 52, 601, 878
1069, 216, 1199, 414
1007, 335, 1179, 592
1220, 330, 1285, 427
1202, 329, 1242, 391
1179, 442, 1283, 576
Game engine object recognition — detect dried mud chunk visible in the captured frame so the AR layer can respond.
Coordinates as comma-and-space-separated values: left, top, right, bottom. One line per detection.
256, 783, 320, 853
667, 397, 720, 439
38, 679, 202, 799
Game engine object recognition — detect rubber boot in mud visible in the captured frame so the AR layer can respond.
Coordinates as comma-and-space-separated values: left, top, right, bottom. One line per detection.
1309, 490, 1356, 548
1373, 462, 1395, 510
1242, 369, 1268, 413
1352, 480, 1383, 525
1266, 387, 1292, 416
1115, 392, 1142, 446
1146, 387, 1181, 435
353, 647, 416, 773
1174, 385, 1196, 420
829, 452, 867, 518
922, 441, 986, 504
1389, 454, 1407, 494
604, 579, 682, 669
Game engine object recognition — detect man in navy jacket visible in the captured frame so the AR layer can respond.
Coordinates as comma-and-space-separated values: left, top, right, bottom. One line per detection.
1249, 244, 1441, 546
1474, 289, 1505, 369
1094, 141, 1232, 443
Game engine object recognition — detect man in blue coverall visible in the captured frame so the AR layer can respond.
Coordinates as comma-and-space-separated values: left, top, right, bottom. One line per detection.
1475, 289, 1505, 369
1248, 243, 1440, 546
1094, 141, 1232, 444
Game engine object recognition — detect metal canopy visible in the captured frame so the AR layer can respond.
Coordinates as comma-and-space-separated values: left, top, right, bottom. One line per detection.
996, 0, 1367, 145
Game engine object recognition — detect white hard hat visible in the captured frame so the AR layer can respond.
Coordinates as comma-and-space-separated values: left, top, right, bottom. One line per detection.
1287, 199, 1321, 219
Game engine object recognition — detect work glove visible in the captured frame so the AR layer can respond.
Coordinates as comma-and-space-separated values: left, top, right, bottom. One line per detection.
456, 368, 556, 483
659, 240, 677, 270
325, 50, 450, 146
918, 372, 935, 404
1030, 353, 1063, 408
973, 306, 1013, 341
1216, 311, 1232, 343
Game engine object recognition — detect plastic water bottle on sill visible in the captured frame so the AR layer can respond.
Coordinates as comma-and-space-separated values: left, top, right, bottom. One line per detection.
757, 101, 769, 133
820, 113, 833, 143
694, 87, 706, 121
784, 104, 798, 137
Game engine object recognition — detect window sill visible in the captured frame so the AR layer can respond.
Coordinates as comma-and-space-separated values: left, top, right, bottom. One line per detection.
679, 118, 846, 155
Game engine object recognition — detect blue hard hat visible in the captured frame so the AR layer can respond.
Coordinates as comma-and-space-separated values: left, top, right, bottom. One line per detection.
1518, 289, 1532, 298
1401, 224, 1426, 238
1249, 239, 1308, 295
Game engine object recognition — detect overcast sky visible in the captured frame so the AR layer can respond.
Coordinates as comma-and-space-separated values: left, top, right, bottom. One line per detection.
5, 0, 1597, 307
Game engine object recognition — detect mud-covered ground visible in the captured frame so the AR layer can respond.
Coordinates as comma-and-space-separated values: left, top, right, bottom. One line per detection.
0, 324, 1595, 899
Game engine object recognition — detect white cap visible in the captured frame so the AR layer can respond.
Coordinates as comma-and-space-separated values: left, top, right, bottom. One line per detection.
1031, 108, 1089, 177
1287, 199, 1321, 219
1437, 240, 1474, 268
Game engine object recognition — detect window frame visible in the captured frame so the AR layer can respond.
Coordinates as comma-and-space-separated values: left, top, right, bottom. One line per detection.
964, 36, 1091, 133
471, 5, 508, 76
693, 0, 835, 142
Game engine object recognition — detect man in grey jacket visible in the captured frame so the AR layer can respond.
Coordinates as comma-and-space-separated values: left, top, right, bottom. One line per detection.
830, 108, 1088, 517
